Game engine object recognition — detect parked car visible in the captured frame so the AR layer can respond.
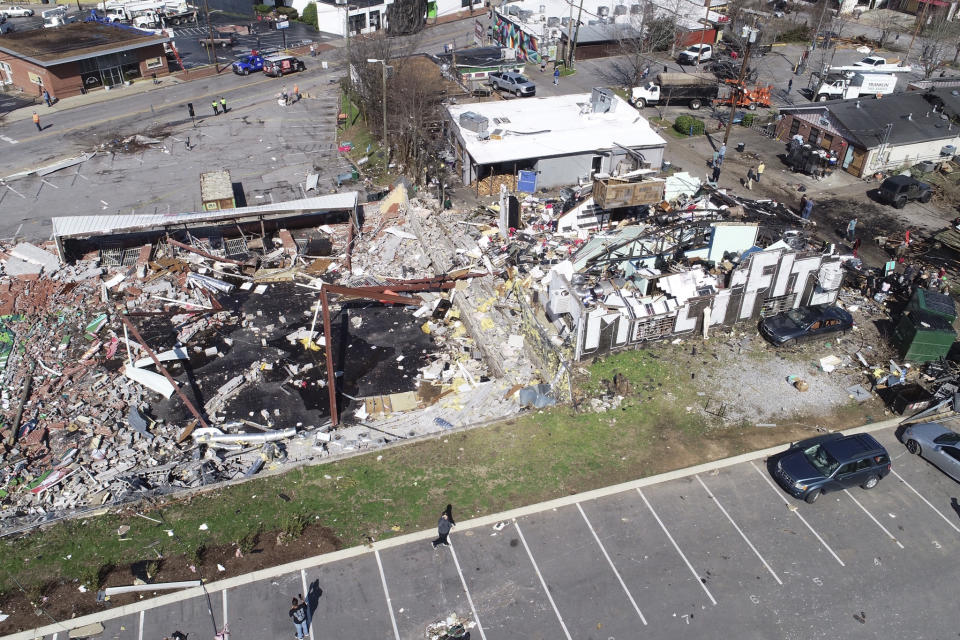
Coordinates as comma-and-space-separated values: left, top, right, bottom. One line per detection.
770, 433, 891, 503
1, 6, 34, 17
488, 71, 536, 97
263, 55, 305, 77
677, 43, 712, 64
901, 422, 960, 482
758, 305, 853, 346
877, 175, 932, 209
853, 55, 888, 68
232, 54, 264, 75
200, 32, 238, 48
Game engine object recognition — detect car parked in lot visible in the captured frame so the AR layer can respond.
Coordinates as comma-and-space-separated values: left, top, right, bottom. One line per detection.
877, 174, 932, 209
232, 54, 264, 75
758, 304, 853, 346
901, 422, 960, 482
0, 5, 34, 17
677, 43, 712, 64
771, 433, 891, 503
488, 71, 535, 96
263, 55, 305, 77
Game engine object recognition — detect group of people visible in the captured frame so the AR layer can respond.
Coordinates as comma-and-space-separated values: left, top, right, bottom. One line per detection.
211, 96, 228, 116
280, 84, 301, 106
865, 264, 949, 301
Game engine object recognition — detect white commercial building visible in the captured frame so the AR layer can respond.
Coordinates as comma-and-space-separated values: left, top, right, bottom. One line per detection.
447, 89, 667, 190
298, 0, 482, 37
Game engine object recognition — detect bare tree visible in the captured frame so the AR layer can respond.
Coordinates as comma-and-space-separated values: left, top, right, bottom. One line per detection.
871, 10, 905, 49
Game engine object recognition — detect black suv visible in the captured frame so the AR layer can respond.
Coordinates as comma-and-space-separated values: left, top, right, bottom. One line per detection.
878, 175, 932, 209
770, 433, 891, 503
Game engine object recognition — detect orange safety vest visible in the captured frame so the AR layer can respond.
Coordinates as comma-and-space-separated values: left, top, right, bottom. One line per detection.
32, 113, 39, 124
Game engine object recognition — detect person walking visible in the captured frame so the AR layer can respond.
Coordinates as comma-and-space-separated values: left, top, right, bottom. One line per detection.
293, 84, 300, 102
289, 597, 309, 639
540, 58, 546, 72
32, 111, 41, 132
847, 217, 857, 243
220, 97, 227, 114
43, 90, 51, 107
553, 66, 560, 85
802, 198, 814, 220
756, 161, 765, 183
745, 167, 754, 190
211, 100, 219, 116
787, 78, 793, 93
718, 143, 726, 165
431, 512, 453, 548
711, 164, 721, 184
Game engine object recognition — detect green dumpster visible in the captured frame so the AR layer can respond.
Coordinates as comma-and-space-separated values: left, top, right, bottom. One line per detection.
906, 288, 956, 321
892, 309, 956, 363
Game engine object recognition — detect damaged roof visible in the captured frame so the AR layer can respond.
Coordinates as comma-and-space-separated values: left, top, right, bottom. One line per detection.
0, 21, 169, 67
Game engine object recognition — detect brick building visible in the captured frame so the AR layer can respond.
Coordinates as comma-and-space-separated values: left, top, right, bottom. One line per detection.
0, 22, 170, 99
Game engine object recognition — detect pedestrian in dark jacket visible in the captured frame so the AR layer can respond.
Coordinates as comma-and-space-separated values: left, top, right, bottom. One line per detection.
289, 597, 308, 639
711, 164, 721, 183
432, 512, 453, 548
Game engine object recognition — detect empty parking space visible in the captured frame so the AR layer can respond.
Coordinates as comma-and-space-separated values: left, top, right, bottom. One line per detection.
450, 522, 566, 639
303, 555, 395, 639
378, 540, 473, 639
142, 589, 224, 639
508, 505, 646, 639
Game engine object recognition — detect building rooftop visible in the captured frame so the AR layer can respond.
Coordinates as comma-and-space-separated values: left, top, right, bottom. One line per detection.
925, 88, 960, 119
497, 0, 721, 34
781, 93, 959, 149
0, 21, 169, 67
447, 92, 666, 166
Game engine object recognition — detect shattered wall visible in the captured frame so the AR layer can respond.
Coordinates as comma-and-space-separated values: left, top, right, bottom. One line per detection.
548, 249, 845, 361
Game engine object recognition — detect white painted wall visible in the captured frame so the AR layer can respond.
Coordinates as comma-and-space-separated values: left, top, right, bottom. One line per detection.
865, 135, 960, 173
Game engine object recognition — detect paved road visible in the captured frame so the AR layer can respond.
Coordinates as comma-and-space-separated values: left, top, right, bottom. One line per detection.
10, 421, 960, 640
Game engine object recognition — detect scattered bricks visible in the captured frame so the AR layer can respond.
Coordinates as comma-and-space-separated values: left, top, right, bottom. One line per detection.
135, 244, 152, 266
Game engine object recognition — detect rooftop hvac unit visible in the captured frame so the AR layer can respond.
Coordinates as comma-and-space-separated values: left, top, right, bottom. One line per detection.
630, 3, 641, 13
591, 87, 616, 113
614, 4, 627, 15
477, 130, 490, 140
588, 19, 599, 24
501, 47, 516, 60
518, 9, 533, 20
547, 15, 559, 26
459, 111, 489, 133
561, 16, 570, 26
489, 128, 505, 140
597, 5, 609, 16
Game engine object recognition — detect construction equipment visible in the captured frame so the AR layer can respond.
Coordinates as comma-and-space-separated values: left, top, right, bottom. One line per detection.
713, 80, 772, 110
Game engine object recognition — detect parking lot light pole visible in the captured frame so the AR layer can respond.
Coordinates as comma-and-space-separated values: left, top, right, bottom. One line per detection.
367, 58, 388, 160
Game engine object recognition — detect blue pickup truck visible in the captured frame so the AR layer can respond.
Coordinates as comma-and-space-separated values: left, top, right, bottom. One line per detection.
232, 54, 264, 75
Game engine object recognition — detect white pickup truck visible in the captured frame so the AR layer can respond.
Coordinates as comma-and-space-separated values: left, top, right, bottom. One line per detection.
677, 44, 712, 64
0, 5, 35, 17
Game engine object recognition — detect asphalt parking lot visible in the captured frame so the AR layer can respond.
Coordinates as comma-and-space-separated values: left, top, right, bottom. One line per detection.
15, 422, 960, 640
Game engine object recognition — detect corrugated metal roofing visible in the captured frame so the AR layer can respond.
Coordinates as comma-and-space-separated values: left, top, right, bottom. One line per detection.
51, 192, 358, 240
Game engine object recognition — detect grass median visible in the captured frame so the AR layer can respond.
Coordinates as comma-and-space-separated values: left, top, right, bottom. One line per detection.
0, 345, 817, 608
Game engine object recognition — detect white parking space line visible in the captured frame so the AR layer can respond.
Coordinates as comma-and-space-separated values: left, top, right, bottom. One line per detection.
695, 475, 782, 585
891, 469, 960, 534
576, 503, 648, 625
373, 549, 401, 640
514, 521, 573, 640
637, 489, 718, 606
221, 589, 228, 634
449, 543, 488, 640
300, 569, 313, 640
749, 462, 846, 567
138, 611, 144, 640
842, 489, 905, 549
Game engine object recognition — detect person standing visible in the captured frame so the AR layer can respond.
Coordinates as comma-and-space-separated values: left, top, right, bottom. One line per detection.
847, 217, 857, 243
718, 143, 726, 165
32, 111, 41, 132
711, 163, 721, 183
220, 97, 227, 114
756, 161, 765, 183
802, 198, 814, 220
282, 85, 289, 105
787, 78, 793, 93
289, 597, 308, 640
432, 512, 453, 548
853, 237, 861, 258
43, 90, 51, 107
745, 166, 754, 190
293, 84, 300, 102
211, 100, 219, 116
553, 66, 560, 85
540, 58, 546, 72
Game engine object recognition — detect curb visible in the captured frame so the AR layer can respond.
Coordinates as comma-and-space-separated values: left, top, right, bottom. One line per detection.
0, 415, 906, 640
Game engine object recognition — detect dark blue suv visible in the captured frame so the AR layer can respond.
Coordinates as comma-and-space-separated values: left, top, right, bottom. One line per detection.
770, 433, 891, 503
232, 54, 264, 75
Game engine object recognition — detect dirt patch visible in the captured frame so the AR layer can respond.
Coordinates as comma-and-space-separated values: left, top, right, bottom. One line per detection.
0, 523, 340, 635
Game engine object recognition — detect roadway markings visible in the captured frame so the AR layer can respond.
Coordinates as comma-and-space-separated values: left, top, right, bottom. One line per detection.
138, 611, 144, 640
0, 135, 18, 144
300, 568, 314, 640
842, 489, 904, 549
695, 474, 783, 585
637, 488, 718, 606
575, 502, 648, 625
514, 521, 573, 640
221, 589, 228, 636
373, 549, 401, 640
749, 461, 846, 567
891, 469, 960, 534
448, 542, 487, 640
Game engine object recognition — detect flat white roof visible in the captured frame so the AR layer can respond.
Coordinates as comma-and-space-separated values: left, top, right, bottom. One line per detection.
448, 93, 666, 165
52, 192, 358, 240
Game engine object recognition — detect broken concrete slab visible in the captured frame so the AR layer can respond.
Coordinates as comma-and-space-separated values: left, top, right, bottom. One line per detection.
123, 364, 175, 399
133, 346, 189, 368
10, 242, 60, 273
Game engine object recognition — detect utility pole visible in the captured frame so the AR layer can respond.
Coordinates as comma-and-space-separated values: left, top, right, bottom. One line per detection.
569, 0, 584, 69
722, 27, 754, 146
812, 0, 830, 51
201, 0, 218, 72
566, 0, 574, 65
696, 0, 712, 66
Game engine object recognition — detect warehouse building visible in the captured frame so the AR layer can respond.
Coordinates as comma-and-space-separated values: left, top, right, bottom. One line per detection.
0, 22, 170, 98
446, 89, 667, 191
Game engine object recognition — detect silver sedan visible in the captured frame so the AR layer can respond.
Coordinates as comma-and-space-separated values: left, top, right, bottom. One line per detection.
901, 422, 960, 482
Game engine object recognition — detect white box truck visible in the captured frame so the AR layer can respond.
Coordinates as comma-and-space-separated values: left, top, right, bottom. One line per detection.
814, 72, 897, 102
